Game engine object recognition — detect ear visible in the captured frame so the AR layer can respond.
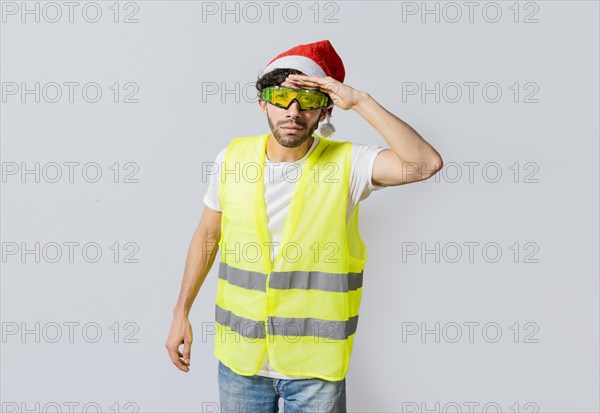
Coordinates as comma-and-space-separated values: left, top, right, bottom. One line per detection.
319, 107, 330, 122
258, 100, 268, 115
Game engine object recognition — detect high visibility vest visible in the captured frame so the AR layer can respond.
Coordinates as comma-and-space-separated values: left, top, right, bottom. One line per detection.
214, 132, 367, 381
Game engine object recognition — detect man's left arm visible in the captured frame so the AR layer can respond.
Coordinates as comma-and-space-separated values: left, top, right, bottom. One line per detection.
285, 74, 444, 187
352, 93, 443, 186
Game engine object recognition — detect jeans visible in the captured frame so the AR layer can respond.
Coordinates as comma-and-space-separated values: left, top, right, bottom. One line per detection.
217, 360, 347, 413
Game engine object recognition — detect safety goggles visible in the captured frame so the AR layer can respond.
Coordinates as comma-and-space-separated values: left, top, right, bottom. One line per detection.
259, 86, 332, 111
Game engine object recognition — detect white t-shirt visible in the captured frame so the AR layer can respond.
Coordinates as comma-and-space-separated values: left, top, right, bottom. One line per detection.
203, 136, 386, 379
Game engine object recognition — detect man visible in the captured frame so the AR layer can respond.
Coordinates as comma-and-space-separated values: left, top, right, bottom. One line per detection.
166, 40, 443, 412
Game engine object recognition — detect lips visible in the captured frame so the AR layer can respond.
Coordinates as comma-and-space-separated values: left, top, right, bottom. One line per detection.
281, 125, 303, 131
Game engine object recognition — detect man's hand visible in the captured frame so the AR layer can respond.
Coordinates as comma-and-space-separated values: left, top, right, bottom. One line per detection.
165, 313, 193, 372
284, 74, 364, 111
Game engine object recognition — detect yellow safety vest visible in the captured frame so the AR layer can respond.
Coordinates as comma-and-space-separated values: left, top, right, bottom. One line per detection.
214, 132, 367, 381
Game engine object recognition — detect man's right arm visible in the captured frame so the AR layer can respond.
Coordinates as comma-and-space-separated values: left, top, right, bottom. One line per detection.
165, 205, 222, 372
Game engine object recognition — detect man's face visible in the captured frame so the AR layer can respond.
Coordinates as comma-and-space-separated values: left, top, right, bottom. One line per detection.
259, 81, 328, 149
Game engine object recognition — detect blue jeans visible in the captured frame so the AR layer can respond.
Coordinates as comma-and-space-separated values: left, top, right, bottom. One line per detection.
217, 360, 347, 413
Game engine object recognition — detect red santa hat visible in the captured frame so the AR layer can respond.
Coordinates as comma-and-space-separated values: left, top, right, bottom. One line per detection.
261, 40, 345, 138
262, 39, 345, 82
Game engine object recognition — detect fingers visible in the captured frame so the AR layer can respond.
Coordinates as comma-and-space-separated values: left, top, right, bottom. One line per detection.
287, 75, 340, 96
167, 349, 189, 372
287, 74, 329, 82
286, 79, 319, 91
286, 74, 321, 87
287, 74, 336, 86
166, 318, 193, 372
183, 338, 192, 367
166, 343, 190, 372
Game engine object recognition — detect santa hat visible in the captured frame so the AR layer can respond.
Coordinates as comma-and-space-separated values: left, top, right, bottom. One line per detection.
261, 40, 345, 138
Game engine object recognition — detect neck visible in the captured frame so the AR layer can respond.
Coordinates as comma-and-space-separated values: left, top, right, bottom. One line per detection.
266, 134, 315, 162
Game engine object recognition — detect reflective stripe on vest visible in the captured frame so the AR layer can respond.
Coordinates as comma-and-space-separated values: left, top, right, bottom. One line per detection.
215, 303, 359, 340
213, 132, 367, 381
219, 261, 363, 293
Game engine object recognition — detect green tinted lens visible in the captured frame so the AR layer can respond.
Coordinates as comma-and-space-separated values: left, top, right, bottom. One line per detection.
295, 89, 330, 109
261, 87, 329, 110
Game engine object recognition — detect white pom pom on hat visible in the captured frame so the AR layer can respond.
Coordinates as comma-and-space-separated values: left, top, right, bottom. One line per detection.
261, 39, 345, 138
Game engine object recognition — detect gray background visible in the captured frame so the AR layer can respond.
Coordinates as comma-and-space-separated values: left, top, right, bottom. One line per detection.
1, 1, 598, 412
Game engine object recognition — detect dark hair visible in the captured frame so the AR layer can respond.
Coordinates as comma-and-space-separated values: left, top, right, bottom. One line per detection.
255, 68, 304, 96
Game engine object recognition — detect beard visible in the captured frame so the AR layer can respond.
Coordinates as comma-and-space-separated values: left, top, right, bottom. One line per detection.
267, 112, 321, 149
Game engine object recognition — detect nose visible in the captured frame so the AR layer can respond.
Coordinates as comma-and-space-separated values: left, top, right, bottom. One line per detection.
285, 99, 302, 117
